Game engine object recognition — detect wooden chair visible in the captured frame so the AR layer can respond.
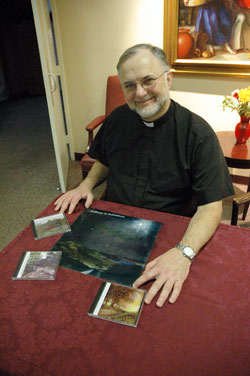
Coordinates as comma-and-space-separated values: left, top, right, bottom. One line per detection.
80, 75, 126, 177
231, 191, 250, 226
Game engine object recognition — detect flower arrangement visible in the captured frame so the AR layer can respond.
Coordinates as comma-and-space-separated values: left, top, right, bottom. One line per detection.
222, 86, 250, 117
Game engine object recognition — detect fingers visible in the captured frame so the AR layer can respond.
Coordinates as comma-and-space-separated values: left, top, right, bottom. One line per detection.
54, 190, 94, 214
54, 195, 74, 213
133, 262, 169, 305
168, 281, 183, 304
54, 191, 82, 214
54, 196, 68, 213
144, 277, 167, 305
67, 197, 81, 214
133, 250, 191, 307
144, 278, 183, 307
85, 193, 94, 208
156, 280, 183, 307
133, 260, 156, 288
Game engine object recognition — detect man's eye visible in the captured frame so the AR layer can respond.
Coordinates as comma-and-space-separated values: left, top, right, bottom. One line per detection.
125, 83, 136, 89
143, 78, 155, 86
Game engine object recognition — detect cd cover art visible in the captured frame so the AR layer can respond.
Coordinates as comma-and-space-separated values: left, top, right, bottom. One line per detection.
12, 251, 62, 280
88, 282, 146, 327
50, 208, 162, 286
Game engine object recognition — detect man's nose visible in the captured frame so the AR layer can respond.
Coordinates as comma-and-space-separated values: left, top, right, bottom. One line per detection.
135, 83, 147, 97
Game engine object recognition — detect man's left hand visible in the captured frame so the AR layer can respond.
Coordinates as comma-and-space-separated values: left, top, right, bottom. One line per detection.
133, 248, 191, 307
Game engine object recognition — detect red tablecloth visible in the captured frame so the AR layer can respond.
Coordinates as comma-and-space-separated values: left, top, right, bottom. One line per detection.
0, 199, 250, 376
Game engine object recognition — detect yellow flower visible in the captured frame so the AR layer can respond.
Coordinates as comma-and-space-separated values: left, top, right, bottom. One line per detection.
222, 86, 250, 117
238, 87, 250, 104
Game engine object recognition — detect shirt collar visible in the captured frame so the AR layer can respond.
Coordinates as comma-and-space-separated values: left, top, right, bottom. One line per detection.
143, 121, 154, 128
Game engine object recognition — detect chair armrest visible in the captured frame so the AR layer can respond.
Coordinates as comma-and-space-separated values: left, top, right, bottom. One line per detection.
85, 115, 105, 131
231, 192, 250, 225
85, 115, 105, 152
233, 192, 250, 206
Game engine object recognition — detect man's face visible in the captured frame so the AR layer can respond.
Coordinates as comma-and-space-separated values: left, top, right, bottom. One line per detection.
119, 50, 172, 122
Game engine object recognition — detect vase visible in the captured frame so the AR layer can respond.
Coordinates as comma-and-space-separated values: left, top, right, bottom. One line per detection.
177, 29, 193, 59
236, 0, 250, 9
235, 115, 250, 144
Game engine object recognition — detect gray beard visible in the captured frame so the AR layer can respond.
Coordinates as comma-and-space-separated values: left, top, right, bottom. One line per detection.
134, 101, 162, 119
130, 95, 168, 120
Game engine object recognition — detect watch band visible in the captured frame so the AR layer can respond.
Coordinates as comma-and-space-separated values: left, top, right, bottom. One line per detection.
175, 242, 196, 262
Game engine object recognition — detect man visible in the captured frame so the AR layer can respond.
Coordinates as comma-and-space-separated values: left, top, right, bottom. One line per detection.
55, 44, 234, 307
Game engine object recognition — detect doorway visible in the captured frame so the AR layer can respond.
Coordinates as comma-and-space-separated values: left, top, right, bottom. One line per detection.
0, 0, 60, 250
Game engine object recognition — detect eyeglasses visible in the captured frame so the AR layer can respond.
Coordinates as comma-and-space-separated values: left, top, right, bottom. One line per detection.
121, 71, 168, 93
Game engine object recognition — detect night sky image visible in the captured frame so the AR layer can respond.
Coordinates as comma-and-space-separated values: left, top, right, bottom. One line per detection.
50, 209, 162, 285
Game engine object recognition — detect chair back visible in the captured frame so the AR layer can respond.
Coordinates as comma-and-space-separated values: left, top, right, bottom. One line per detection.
105, 75, 126, 116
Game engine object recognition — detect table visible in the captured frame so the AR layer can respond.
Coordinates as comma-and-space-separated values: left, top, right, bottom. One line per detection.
216, 131, 250, 220
0, 198, 250, 376
216, 131, 250, 169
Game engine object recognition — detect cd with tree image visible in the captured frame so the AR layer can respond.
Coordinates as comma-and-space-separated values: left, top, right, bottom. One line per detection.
88, 282, 146, 327
12, 251, 62, 280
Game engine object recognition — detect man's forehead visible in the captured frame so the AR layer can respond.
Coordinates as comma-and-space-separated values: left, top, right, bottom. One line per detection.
119, 50, 162, 80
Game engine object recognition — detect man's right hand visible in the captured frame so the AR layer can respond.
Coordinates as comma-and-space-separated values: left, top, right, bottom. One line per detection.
54, 160, 109, 214
54, 185, 94, 214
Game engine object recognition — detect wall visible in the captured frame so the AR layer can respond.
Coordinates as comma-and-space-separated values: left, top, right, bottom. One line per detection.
170, 75, 246, 132
55, 0, 163, 153
55, 0, 249, 162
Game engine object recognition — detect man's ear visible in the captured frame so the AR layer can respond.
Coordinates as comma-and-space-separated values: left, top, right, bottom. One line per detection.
166, 71, 172, 89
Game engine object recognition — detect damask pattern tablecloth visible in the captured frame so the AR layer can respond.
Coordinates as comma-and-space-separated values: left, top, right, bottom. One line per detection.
0, 198, 250, 376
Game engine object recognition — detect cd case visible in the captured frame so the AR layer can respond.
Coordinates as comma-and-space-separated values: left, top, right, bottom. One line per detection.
88, 282, 146, 327
31, 213, 71, 240
12, 251, 62, 280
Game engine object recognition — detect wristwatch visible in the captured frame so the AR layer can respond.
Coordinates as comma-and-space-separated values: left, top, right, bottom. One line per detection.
175, 243, 196, 262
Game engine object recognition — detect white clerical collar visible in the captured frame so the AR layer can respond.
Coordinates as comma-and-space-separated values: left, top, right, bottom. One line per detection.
143, 121, 154, 128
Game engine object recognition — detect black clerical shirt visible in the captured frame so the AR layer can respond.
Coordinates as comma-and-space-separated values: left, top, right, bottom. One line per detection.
89, 100, 234, 217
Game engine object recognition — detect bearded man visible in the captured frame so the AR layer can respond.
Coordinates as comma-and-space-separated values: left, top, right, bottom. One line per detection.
55, 44, 234, 307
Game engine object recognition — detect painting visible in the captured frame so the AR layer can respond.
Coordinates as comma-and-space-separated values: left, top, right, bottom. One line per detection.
164, 0, 250, 76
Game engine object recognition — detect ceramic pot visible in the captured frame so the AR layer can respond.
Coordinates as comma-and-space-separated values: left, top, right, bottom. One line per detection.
236, 0, 250, 9
177, 28, 193, 59
235, 115, 250, 144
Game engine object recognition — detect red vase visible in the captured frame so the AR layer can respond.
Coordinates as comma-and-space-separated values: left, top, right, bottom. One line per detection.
177, 29, 193, 59
236, 0, 250, 9
235, 115, 250, 144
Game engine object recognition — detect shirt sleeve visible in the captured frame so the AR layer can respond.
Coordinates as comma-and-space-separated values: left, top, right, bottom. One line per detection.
88, 118, 109, 167
191, 130, 234, 205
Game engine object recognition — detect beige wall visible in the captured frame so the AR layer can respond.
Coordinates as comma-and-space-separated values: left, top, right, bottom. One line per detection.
54, 0, 249, 158
55, 0, 163, 153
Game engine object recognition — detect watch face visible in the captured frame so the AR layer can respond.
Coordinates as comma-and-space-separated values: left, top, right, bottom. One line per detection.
184, 247, 194, 257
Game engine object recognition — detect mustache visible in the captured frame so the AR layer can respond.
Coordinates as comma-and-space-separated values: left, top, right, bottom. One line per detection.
134, 96, 153, 103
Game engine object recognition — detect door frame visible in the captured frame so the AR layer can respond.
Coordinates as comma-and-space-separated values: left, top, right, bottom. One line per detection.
31, 0, 74, 192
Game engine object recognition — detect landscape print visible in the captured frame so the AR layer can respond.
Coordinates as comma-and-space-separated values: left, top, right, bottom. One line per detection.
50, 209, 162, 285
88, 282, 146, 327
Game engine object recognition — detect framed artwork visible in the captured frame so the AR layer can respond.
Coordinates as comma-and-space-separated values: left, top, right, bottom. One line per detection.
163, 0, 250, 76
